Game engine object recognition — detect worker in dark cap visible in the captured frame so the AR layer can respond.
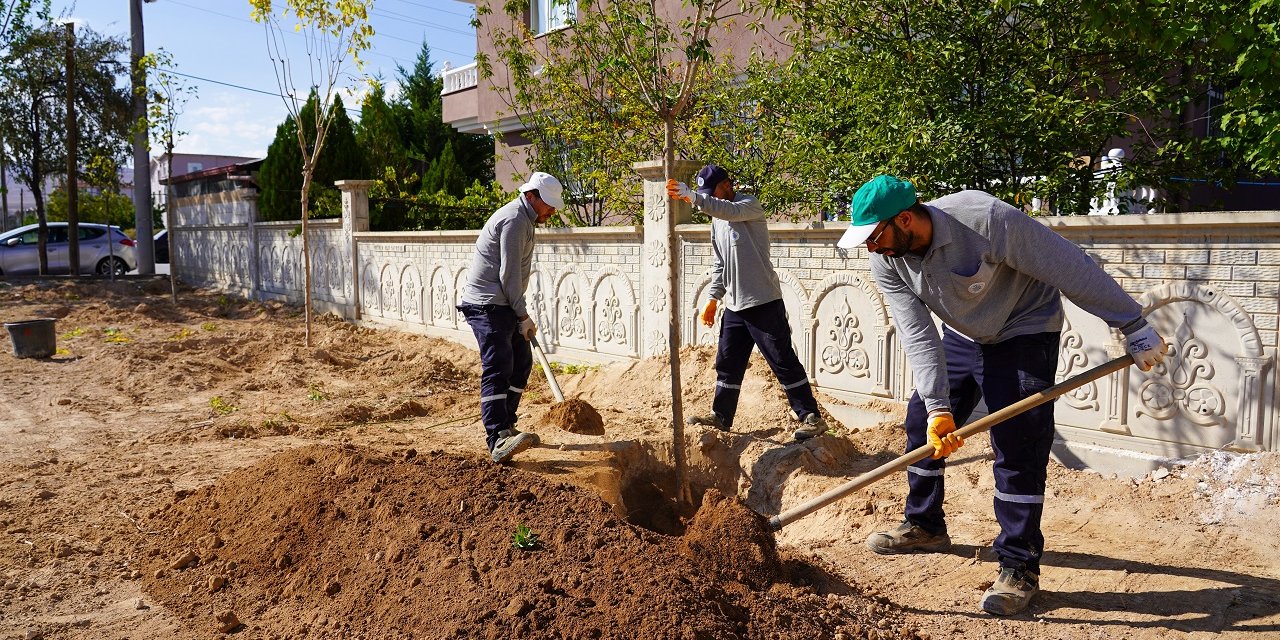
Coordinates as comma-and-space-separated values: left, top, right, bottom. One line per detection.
667, 165, 827, 441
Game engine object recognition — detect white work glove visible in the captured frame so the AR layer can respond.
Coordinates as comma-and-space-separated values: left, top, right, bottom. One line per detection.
666, 179, 693, 203
518, 316, 537, 341
1125, 324, 1168, 372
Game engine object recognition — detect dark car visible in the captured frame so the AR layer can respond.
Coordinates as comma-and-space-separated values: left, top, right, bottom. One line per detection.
154, 229, 170, 264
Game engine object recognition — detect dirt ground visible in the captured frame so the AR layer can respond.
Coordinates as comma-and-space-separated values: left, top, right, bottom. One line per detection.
1, 279, 1278, 639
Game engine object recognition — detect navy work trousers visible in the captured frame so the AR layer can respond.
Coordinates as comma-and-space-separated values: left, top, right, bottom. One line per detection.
712, 299, 819, 428
904, 328, 1060, 575
458, 304, 532, 452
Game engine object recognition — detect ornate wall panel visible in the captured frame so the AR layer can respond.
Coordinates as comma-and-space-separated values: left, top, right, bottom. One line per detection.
810, 273, 894, 398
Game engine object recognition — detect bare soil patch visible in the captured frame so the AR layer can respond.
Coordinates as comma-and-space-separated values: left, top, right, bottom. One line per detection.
1, 279, 1278, 639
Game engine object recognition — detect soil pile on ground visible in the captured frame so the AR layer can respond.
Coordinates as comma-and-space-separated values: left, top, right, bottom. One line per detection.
140, 444, 920, 639
543, 398, 605, 435
680, 488, 781, 590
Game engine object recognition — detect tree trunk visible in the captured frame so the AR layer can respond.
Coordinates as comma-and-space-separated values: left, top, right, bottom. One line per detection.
167, 149, 178, 304
300, 166, 313, 348
1, 132, 9, 233
65, 22, 80, 277
663, 117, 690, 505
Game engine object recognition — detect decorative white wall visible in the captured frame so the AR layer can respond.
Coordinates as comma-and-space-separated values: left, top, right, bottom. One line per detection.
170, 176, 1280, 470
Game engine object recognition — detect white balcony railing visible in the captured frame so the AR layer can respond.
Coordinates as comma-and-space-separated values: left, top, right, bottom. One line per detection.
441, 61, 478, 95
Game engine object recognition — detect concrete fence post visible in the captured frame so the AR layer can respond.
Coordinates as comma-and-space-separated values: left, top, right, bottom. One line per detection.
337, 180, 375, 319
634, 159, 700, 358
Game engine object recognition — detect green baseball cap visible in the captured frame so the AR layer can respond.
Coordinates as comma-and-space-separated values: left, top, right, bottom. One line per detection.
836, 175, 917, 249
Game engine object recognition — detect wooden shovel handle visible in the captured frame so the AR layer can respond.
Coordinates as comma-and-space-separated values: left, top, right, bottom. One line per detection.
529, 336, 565, 403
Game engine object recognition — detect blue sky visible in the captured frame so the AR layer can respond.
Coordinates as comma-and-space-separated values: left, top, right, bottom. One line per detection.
56, 0, 478, 161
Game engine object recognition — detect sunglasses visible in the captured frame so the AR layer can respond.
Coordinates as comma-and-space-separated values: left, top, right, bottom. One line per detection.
867, 218, 894, 246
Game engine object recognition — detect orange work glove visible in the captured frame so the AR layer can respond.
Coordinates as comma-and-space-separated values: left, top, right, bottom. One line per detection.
666, 179, 693, 203
699, 298, 718, 327
927, 411, 964, 459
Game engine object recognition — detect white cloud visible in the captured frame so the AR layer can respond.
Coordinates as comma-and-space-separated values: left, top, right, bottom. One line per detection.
172, 91, 286, 158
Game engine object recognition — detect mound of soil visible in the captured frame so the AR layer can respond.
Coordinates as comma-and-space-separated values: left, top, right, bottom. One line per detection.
680, 488, 781, 590
140, 444, 920, 639
543, 398, 605, 435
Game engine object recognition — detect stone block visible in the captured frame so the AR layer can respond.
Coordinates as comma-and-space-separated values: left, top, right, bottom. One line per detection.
1211, 249, 1258, 264
1143, 264, 1186, 279
1124, 249, 1165, 264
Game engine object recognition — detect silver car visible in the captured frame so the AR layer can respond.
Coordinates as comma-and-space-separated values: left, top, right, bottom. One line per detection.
0, 223, 138, 276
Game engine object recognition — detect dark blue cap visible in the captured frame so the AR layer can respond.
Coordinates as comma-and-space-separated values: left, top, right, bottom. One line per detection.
695, 164, 729, 196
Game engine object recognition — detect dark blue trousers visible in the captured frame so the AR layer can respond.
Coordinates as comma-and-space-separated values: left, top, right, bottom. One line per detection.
904, 328, 1060, 575
712, 299, 819, 428
458, 304, 532, 452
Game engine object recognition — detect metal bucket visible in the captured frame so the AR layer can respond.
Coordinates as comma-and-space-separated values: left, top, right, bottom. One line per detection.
4, 318, 57, 359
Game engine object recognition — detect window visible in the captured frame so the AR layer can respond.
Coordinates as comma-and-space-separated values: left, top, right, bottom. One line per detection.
186, 162, 204, 174
531, 0, 574, 34
1206, 85, 1225, 139
78, 227, 105, 240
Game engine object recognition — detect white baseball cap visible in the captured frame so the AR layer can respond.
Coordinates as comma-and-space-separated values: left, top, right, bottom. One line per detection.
519, 172, 565, 209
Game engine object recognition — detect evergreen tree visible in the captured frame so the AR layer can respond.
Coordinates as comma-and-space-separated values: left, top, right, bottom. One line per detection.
257, 114, 302, 222
421, 140, 466, 197
257, 91, 365, 221
315, 92, 366, 187
356, 79, 409, 181
394, 43, 493, 189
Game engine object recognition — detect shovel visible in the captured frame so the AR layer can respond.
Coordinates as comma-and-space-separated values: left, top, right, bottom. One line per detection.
529, 335, 565, 403
767, 354, 1135, 531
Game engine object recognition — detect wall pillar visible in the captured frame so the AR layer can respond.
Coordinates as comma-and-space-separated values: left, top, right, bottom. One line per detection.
245, 193, 260, 301
634, 159, 700, 358
337, 180, 374, 319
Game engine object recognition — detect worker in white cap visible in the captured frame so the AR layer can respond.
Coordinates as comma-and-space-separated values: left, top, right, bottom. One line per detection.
458, 172, 565, 463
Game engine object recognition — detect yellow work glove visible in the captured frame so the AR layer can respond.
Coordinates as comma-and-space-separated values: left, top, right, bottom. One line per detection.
699, 298, 718, 327
666, 179, 693, 203
927, 411, 963, 459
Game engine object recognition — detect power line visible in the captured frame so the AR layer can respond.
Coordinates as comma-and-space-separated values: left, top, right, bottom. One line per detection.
157, 68, 362, 116
370, 7, 473, 36
386, 0, 475, 19
165, 0, 473, 60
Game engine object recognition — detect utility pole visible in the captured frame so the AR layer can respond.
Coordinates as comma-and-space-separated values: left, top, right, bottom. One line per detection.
1, 132, 9, 232
65, 22, 81, 275
130, 0, 155, 274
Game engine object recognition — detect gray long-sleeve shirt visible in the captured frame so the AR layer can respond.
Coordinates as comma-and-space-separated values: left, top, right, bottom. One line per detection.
870, 190, 1147, 412
693, 191, 783, 312
461, 197, 536, 317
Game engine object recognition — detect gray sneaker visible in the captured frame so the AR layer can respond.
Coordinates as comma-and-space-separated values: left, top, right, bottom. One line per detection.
865, 521, 952, 555
686, 413, 728, 431
981, 566, 1039, 616
792, 412, 828, 441
490, 429, 538, 464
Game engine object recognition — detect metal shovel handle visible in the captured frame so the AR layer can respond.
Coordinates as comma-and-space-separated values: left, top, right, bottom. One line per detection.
767, 354, 1135, 531
529, 336, 566, 403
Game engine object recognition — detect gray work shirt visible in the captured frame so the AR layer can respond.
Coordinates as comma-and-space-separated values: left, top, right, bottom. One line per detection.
870, 190, 1147, 412
694, 191, 783, 312
461, 197, 536, 317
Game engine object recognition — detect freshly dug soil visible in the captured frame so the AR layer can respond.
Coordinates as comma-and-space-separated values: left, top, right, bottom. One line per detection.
543, 398, 605, 435
140, 444, 921, 639
679, 488, 781, 590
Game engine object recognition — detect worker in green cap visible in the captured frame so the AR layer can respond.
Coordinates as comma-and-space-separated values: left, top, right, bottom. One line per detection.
839, 175, 1168, 616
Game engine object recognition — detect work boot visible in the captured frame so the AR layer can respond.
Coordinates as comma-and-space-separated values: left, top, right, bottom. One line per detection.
865, 521, 952, 555
980, 566, 1040, 616
686, 413, 728, 432
792, 412, 828, 441
490, 429, 538, 464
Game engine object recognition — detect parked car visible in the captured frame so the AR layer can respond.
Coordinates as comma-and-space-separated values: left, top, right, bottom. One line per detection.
0, 223, 138, 276
153, 229, 169, 264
